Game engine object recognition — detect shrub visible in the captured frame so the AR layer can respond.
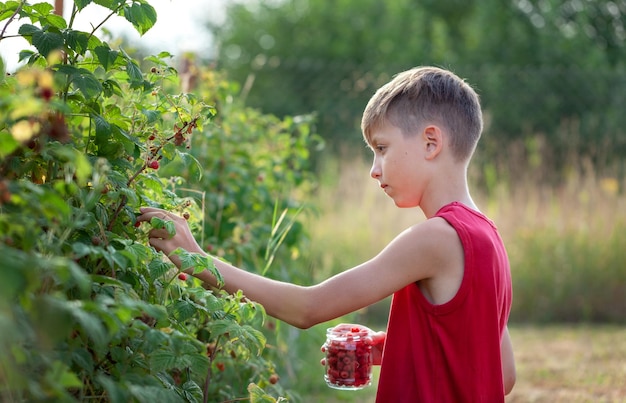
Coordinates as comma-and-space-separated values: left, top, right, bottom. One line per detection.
0, 1, 319, 402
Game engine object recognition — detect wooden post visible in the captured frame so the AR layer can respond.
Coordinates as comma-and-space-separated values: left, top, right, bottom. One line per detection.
54, 0, 63, 16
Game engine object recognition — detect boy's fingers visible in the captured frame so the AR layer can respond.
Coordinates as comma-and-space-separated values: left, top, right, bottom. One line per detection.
137, 208, 174, 223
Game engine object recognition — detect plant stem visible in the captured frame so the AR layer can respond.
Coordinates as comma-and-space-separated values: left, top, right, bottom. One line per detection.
0, 0, 24, 40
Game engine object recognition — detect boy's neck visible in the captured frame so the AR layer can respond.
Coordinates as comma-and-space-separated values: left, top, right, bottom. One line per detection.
420, 169, 477, 218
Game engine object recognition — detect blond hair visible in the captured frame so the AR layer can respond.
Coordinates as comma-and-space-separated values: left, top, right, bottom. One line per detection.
361, 66, 483, 162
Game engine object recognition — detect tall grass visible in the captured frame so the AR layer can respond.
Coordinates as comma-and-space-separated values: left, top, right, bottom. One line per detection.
304, 156, 626, 324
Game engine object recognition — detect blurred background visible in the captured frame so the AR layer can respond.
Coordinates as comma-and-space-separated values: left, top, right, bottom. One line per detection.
3, 0, 624, 401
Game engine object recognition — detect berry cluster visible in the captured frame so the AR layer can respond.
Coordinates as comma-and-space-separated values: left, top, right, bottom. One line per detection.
324, 326, 373, 389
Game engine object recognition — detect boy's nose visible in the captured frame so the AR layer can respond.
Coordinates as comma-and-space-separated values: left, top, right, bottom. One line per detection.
370, 160, 381, 179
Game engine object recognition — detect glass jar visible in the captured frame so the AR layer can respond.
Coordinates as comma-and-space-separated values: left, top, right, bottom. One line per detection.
323, 324, 373, 390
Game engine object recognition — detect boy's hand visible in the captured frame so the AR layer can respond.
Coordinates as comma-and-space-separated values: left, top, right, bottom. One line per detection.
136, 207, 205, 269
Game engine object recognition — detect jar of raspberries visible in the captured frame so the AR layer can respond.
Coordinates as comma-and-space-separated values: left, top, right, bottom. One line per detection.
323, 324, 373, 390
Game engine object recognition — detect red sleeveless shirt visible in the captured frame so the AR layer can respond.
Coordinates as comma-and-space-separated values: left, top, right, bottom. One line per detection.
376, 202, 512, 402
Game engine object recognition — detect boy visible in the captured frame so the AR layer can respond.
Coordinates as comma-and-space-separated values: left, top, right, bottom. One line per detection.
138, 66, 516, 402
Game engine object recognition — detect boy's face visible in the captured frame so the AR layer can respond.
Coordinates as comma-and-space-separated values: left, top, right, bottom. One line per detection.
367, 122, 429, 208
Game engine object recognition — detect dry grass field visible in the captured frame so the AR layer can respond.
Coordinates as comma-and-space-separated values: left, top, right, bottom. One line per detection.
506, 326, 626, 403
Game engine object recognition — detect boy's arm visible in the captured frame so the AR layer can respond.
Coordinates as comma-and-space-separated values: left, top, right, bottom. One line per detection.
137, 207, 458, 329
501, 326, 516, 395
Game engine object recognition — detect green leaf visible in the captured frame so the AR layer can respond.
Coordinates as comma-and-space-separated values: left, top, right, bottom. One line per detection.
72, 69, 103, 98
171, 249, 224, 287
94, 45, 120, 71
179, 381, 203, 403
122, 2, 157, 35
141, 108, 160, 124
71, 348, 95, 375
176, 150, 203, 181
74, 0, 93, 11
69, 301, 108, 348
140, 328, 168, 354
148, 259, 171, 280
125, 58, 143, 85
96, 373, 129, 402
44, 14, 67, 30
45, 360, 82, 389
94, 114, 111, 139
248, 383, 277, 403
169, 299, 198, 322
102, 78, 123, 97
185, 354, 210, 375
64, 29, 91, 55
57, 64, 102, 98
17, 23, 39, 43
32, 26, 64, 58
149, 350, 177, 372
0, 131, 20, 158
150, 217, 176, 236
31, 2, 55, 16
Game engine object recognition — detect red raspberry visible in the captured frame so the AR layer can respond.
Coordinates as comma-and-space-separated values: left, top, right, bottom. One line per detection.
149, 160, 159, 169
178, 273, 188, 281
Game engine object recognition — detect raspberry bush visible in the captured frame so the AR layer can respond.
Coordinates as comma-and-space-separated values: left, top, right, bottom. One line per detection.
0, 1, 319, 402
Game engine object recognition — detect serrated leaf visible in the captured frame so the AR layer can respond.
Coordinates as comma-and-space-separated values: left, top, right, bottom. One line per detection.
141, 108, 160, 124
140, 328, 168, 353
122, 3, 157, 35
44, 14, 67, 29
248, 383, 277, 403
72, 68, 103, 98
94, 45, 119, 71
185, 354, 210, 375
149, 350, 177, 372
148, 259, 171, 280
150, 217, 176, 236
125, 242, 153, 262
74, 0, 93, 11
179, 381, 203, 402
170, 249, 222, 286
102, 78, 123, 97
31, 2, 54, 15
169, 299, 196, 322
32, 27, 64, 58
17, 23, 40, 41
239, 325, 267, 356
125, 59, 143, 85
65, 29, 91, 54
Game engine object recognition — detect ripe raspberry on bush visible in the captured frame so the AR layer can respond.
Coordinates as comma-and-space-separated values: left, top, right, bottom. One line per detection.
148, 160, 159, 169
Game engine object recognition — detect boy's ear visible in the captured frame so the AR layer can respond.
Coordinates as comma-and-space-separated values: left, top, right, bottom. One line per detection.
422, 125, 443, 160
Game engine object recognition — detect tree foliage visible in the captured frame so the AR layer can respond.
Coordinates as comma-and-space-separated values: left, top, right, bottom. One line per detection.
209, 0, 626, 178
